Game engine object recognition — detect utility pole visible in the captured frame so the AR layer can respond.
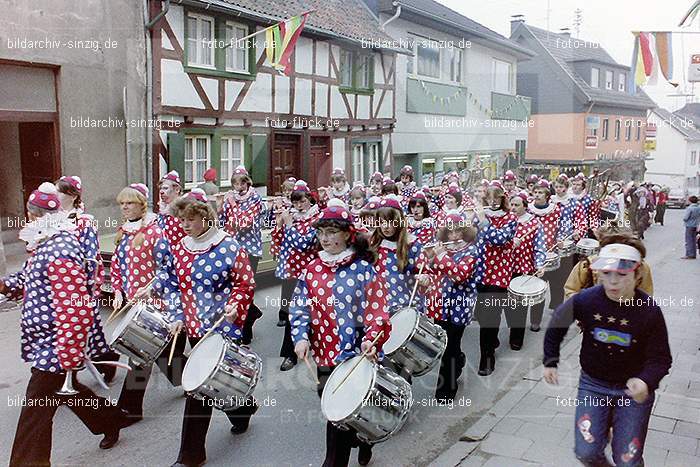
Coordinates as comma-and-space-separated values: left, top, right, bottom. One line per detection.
573, 8, 583, 38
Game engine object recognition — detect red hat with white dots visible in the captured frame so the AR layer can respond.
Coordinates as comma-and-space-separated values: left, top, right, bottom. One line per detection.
447, 182, 461, 196
293, 180, 310, 193
59, 175, 82, 193
233, 165, 249, 176
161, 170, 181, 186
318, 204, 353, 222
510, 190, 529, 203
186, 188, 208, 203
129, 183, 149, 199
535, 179, 551, 190
28, 182, 61, 211
400, 165, 414, 175
379, 195, 403, 211
502, 170, 517, 182
526, 174, 539, 184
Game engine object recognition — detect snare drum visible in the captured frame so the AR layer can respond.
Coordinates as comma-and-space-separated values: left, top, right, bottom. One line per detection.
558, 239, 575, 257
543, 251, 561, 271
575, 238, 600, 256
383, 307, 447, 377
508, 275, 548, 306
182, 333, 262, 411
109, 301, 171, 367
322, 356, 412, 444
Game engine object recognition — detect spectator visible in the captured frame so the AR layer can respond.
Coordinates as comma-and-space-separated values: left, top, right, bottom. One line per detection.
197, 168, 220, 212
654, 187, 668, 226
682, 195, 700, 259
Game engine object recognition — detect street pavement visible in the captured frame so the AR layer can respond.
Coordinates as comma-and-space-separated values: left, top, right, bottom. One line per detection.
0, 209, 697, 466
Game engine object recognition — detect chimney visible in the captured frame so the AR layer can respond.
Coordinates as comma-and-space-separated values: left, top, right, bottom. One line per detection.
510, 14, 525, 35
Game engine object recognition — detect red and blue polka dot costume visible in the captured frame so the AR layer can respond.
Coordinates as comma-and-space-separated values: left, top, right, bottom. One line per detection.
511, 214, 546, 275
408, 218, 436, 245
156, 230, 254, 339
553, 194, 577, 239
474, 209, 518, 288
3, 231, 97, 372
528, 203, 562, 250
111, 213, 171, 301
572, 193, 594, 238
374, 237, 424, 313
158, 212, 187, 248
271, 206, 320, 280
289, 250, 391, 367
422, 243, 479, 326
219, 188, 266, 257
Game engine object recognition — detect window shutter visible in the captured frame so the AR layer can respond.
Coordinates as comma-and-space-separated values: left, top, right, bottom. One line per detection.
167, 132, 186, 180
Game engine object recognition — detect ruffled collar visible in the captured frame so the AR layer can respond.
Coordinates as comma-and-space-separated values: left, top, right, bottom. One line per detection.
293, 203, 320, 220
484, 208, 507, 218
553, 193, 571, 204
318, 247, 355, 268
233, 186, 256, 202
517, 212, 534, 224
121, 212, 158, 234
182, 227, 228, 253
380, 234, 416, 251
529, 203, 557, 216
19, 211, 77, 252
330, 184, 350, 198
570, 191, 588, 200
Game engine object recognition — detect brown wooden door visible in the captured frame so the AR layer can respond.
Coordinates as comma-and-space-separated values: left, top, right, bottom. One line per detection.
309, 136, 331, 189
19, 122, 58, 210
270, 132, 302, 194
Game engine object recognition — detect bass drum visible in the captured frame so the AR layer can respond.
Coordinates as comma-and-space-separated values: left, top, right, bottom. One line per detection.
322, 356, 412, 444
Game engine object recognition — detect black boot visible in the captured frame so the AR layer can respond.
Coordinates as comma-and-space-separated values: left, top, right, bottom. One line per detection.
478, 354, 495, 376
358, 443, 373, 466
229, 399, 259, 434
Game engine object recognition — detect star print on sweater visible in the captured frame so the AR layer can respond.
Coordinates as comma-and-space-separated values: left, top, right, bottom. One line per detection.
474, 209, 518, 289
289, 249, 391, 367
158, 212, 187, 247
156, 229, 255, 339
374, 237, 424, 312
272, 206, 320, 280
511, 213, 547, 275
3, 231, 97, 372
528, 203, 562, 250
112, 213, 171, 300
422, 243, 479, 326
219, 188, 266, 257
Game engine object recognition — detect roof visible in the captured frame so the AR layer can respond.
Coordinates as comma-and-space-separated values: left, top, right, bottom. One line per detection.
675, 103, 700, 129
189, 0, 405, 51
514, 23, 656, 110
651, 107, 700, 140
378, 0, 534, 58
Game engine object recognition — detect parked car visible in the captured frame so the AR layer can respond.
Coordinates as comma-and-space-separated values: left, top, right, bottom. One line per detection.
666, 189, 688, 209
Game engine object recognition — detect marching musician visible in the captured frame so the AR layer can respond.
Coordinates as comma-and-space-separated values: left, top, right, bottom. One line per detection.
271, 180, 320, 371
141, 190, 257, 467
219, 166, 265, 345
407, 192, 436, 245
397, 165, 418, 200
418, 213, 479, 402
349, 181, 368, 223
509, 191, 546, 349
381, 177, 400, 196
56, 175, 120, 382
553, 175, 578, 265
358, 196, 382, 238
502, 170, 519, 198
157, 171, 187, 247
369, 171, 384, 197
434, 183, 464, 226
571, 172, 595, 243
3, 183, 126, 465
290, 204, 391, 467
325, 167, 351, 204
525, 174, 539, 199
268, 177, 296, 327
112, 183, 180, 425
370, 196, 424, 314
473, 182, 518, 376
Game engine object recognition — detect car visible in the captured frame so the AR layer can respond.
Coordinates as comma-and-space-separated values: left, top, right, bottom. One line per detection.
666, 189, 688, 209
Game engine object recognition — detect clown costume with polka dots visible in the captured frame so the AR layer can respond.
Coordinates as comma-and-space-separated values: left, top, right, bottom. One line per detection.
157, 171, 187, 247
290, 204, 391, 467
370, 196, 425, 314
571, 173, 595, 241
149, 190, 258, 466
407, 192, 437, 245
552, 174, 578, 248
3, 183, 126, 466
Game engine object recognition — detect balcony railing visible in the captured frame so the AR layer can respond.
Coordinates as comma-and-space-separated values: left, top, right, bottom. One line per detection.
491, 92, 531, 121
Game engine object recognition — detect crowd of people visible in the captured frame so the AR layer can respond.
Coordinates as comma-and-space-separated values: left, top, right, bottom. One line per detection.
0, 164, 679, 467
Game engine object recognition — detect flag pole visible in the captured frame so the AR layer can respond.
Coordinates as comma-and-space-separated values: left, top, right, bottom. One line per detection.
225, 10, 315, 48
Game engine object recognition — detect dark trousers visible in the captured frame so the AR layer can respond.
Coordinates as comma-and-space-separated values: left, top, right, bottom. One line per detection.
175, 335, 258, 465
279, 278, 297, 321
654, 205, 666, 224
544, 255, 574, 309
316, 367, 371, 467
507, 298, 546, 348
475, 284, 508, 359
241, 256, 263, 344
279, 279, 299, 360
117, 329, 188, 417
434, 320, 466, 400
10, 368, 123, 467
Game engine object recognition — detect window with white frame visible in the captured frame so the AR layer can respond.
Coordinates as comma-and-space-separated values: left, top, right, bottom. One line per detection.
614, 119, 621, 140
605, 70, 613, 90
692, 151, 697, 166
618, 73, 626, 92
602, 118, 609, 140
414, 37, 440, 79
357, 55, 372, 89
448, 47, 463, 83
625, 121, 632, 141
352, 144, 364, 183
220, 136, 244, 185
184, 135, 211, 187
636, 121, 641, 140
591, 67, 600, 87
187, 13, 215, 68
339, 49, 353, 87
225, 21, 249, 72
492, 58, 513, 94
368, 142, 381, 175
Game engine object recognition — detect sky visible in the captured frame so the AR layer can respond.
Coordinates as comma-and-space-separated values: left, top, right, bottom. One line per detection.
438, 0, 700, 111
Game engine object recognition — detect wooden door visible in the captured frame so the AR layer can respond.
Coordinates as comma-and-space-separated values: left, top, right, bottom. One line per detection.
19, 122, 58, 210
270, 132, 302, 194
309, 135, 331, 189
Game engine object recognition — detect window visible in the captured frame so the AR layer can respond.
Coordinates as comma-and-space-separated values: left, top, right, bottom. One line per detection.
614, 119, 621, 140
591, 67, 600, 88
692, 151, 697, 166
636, 121, 641, 140
618, 73, 626, 92
184, 136, 211, 187
352, 144, 364, 183
409, 36, 440, 79
492, 58, 513, 94
625, 121, 632, 141
340, 49, 353, 87
187, 14, 215, 68
357, 55, 372, 90
220, 136, 244, 186
225, 21, 249, 72
602, 118, 609, 140
605, 71, 613, 90
339, 49, 373, 93
368, 143, 381, 174
448, 47, 463, 83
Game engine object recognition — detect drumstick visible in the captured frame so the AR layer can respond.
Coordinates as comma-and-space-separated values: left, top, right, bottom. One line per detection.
303, 356, 321, 385
408, 262, 426, 308
201, 313, 228, 342
167, 328, 180, 366
106, 276, 157, 325
332, 331, 384, 395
